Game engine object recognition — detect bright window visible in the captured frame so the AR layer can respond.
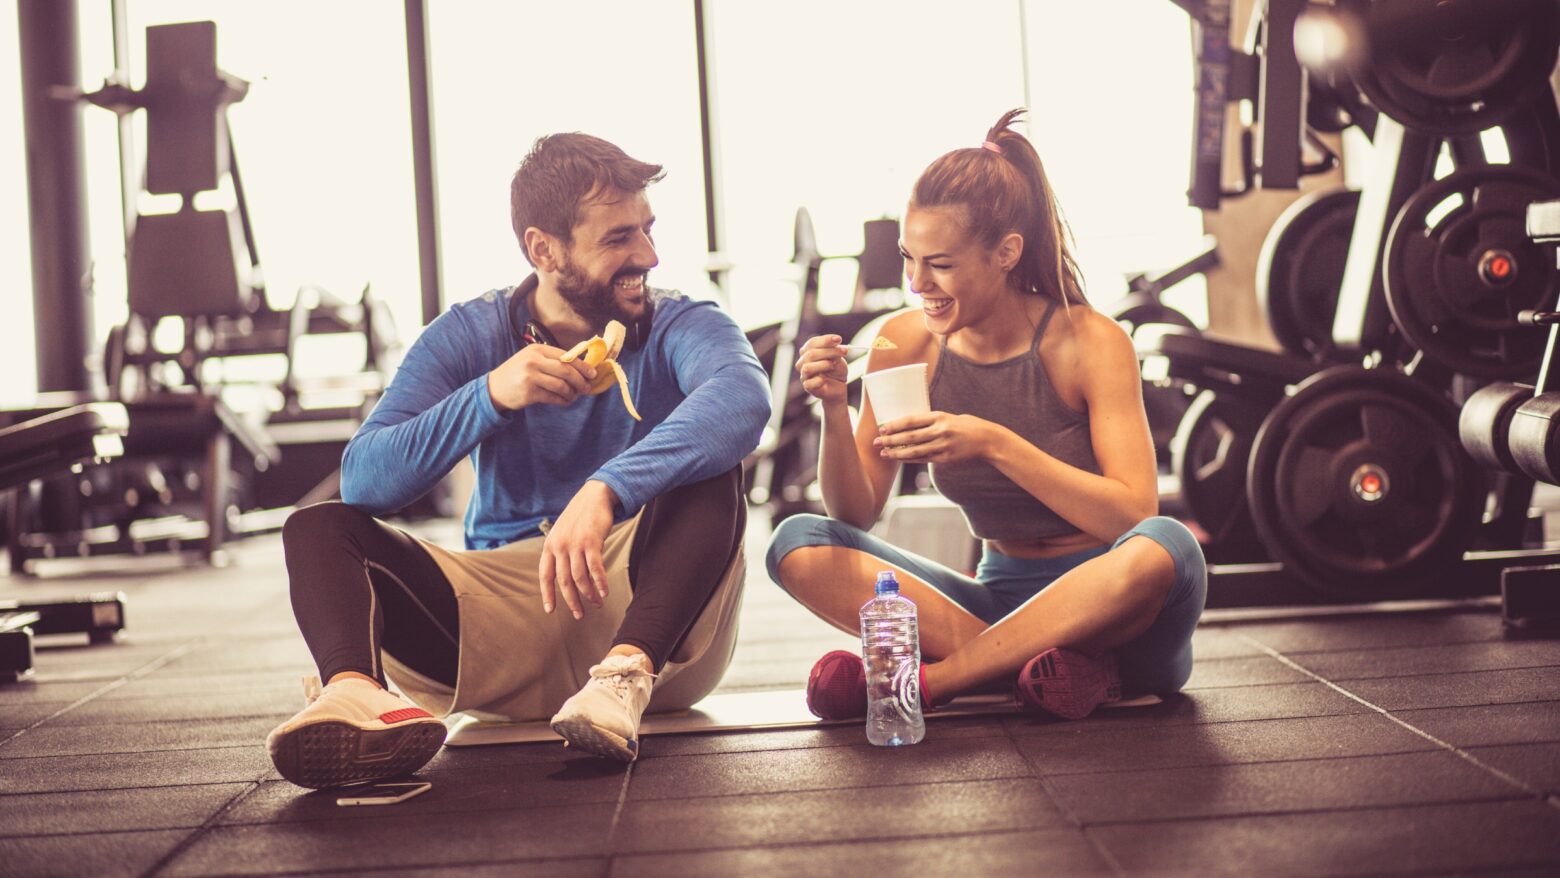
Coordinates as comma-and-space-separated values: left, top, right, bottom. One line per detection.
428, 3, 710, 309
1022, 0, 1208, 325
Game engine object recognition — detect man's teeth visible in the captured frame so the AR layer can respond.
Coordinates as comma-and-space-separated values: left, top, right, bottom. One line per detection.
616, 276, 644, 289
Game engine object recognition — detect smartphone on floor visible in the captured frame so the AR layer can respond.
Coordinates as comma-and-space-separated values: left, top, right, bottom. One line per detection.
336, 780, 432, 807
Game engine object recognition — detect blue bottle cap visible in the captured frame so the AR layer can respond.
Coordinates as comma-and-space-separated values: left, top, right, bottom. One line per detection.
874, 570, 899, 595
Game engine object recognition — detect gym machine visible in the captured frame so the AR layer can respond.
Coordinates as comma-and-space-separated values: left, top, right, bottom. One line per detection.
745, 207, 905, 520
0, 405, 130, 680
1147, 0, 1560, 605
1457, 198, 1560, 632
1113, 239, 1220, 477
5, 20, 406, 573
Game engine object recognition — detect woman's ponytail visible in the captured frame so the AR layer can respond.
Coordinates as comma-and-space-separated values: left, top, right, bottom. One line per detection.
912, 109, 1087, 308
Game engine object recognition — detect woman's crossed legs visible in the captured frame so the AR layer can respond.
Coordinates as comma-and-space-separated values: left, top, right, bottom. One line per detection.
765, 514, 1206, 706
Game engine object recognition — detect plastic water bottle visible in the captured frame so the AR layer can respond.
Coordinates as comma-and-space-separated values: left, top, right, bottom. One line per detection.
860, 570, 925, 746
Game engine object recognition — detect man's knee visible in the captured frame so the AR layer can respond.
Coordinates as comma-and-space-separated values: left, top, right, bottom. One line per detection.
663, 466, 743, 512
282, 501, 372, 553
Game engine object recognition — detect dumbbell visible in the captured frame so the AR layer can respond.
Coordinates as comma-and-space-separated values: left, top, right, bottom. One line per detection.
1460, 382, 1530, 474
1510, 393, 1560, 485
1461, 310, 1560, 484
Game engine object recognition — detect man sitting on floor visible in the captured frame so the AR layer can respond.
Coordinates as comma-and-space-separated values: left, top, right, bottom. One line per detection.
265, 132, 769, 788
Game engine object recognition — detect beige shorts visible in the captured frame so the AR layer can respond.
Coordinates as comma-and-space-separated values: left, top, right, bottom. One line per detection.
381, 511, 745, 723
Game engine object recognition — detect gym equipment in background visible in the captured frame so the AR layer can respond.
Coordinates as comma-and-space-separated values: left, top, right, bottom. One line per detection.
1112, 239, 1217, 475
1257, 187, 1361, 363
1149, 0, 1560, 606
1245, 365, 1485, 599
745, 207, 903, 521
1384, 166, 1560, 380
0, 405, 130, 680
1336, 0, 1560, 137
1457, 197, 1560, 632
4, 20, 408, 572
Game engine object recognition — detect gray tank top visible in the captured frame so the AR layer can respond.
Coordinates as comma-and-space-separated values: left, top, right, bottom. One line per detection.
927, 302, 1100, 541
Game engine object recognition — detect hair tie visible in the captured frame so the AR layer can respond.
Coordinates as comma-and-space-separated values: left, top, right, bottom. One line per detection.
981, 140, 1003, 155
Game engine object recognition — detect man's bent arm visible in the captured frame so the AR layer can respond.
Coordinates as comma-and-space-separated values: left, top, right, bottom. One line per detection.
590, 303, 769, 513
341, 310, 505, 514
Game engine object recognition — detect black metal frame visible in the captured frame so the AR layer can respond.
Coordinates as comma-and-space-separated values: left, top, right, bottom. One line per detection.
404, 0, 444, 326
17, 0, 93, 395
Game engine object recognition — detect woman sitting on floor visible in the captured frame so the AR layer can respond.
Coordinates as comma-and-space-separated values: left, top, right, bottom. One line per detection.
766, 109, 1207, 720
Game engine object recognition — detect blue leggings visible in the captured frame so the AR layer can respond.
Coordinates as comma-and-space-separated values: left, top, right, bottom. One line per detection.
765, 515, 1207, 696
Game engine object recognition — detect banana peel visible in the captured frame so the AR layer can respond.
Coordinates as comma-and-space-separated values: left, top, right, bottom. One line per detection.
560, 320, 641, 421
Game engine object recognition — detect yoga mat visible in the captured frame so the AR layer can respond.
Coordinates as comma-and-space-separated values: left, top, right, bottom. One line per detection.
444, 689, 1161, 746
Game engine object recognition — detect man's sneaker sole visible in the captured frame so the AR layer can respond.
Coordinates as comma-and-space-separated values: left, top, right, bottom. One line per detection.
551, 716, 638, 762
269, 718, 446, 789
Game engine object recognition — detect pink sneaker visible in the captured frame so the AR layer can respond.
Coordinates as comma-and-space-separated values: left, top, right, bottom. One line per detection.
1014, 648, 1122, 720
806, 650, 934, 720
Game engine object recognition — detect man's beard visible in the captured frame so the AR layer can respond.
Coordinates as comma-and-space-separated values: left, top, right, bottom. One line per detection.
556, 257, 641, 327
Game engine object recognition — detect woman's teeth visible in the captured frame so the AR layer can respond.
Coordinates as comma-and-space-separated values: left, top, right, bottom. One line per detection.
922, 297, 952, 316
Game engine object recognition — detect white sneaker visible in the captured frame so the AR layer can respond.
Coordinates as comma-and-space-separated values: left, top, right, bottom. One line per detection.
266, 675, 446, 789
549, 654, 656, 762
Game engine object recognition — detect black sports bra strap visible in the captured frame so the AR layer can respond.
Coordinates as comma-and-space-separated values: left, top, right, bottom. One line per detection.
1031, 299, 1059, 350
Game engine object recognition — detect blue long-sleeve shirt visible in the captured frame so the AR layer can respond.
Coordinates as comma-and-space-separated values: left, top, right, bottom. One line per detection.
340, 280, 770, 549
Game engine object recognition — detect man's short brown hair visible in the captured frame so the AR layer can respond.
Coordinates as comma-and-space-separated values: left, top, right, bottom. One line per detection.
510, 133, 665, 265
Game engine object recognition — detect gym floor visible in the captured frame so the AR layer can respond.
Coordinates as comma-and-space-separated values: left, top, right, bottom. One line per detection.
3, 512, 1560, 877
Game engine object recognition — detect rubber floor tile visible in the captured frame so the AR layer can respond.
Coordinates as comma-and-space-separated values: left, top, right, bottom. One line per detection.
1006, 681, 1371, 736
626, 735, 1032, 800
1343, 667, 1560, 711
1464, 741, 1560, 794
1015, 712, 1434, 775
0, 829, 188, 878
221, 760, 627, 826
1294, 639, 1560, 682
0, 782, 247, 837
1183, 656, 1310, 689
1234, 613, 1505, 654
612, 777, 1066, 853
159, 802, 618, 876
1043, 749, 1520, 823
1393, 701, 1560, 747
0, 716, 277, 758
1088, 799, 1560, 876
0, 745, 276, 793
608, 827, 1112, 878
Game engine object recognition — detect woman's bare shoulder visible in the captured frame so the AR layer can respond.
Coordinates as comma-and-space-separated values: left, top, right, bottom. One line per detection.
868, 308, 936, 368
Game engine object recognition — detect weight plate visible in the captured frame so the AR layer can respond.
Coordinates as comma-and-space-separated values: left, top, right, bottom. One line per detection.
1384, 166, 1560, 379
1257, 188, 1360, 362
1344, 0, 1560, 135
1245, 365, 1483, 598
1171, 389, 1268, 558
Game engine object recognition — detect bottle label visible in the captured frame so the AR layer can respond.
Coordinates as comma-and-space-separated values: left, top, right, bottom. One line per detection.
891, 660, 919, 718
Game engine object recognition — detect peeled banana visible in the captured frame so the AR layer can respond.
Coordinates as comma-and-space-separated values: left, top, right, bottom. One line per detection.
560, 319, 641, 421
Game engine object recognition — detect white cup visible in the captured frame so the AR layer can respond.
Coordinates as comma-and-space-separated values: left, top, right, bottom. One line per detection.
861, 363, 930, 428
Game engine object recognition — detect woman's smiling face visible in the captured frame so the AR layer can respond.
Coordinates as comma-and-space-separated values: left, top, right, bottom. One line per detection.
900, 204, 1019, 334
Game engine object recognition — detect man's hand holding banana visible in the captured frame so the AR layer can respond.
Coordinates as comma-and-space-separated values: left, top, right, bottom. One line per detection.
487, 320, 640, 418
487, 343, 596, 412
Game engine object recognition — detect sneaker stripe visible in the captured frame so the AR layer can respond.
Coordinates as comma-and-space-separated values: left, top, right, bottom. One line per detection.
379, 707, 434, 723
